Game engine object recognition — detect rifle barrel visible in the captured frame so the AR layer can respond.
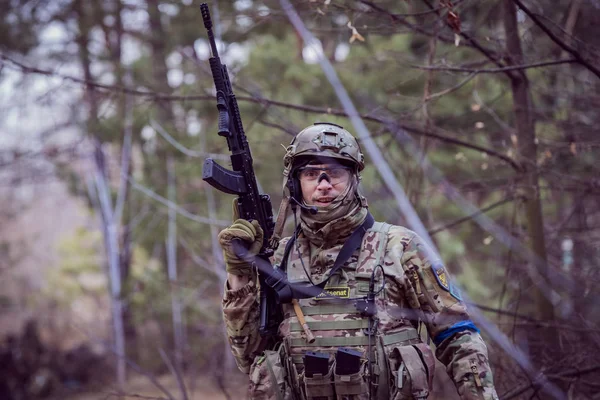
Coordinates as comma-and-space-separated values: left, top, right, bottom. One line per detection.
201, 3, 219, 57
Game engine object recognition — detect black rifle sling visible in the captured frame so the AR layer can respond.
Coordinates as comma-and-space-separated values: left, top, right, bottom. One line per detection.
265, 212, 375, 302
315, 212, 374, 289
280, 224, 302, 272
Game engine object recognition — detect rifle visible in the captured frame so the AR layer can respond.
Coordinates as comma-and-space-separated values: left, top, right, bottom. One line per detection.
199, 3, 282, 338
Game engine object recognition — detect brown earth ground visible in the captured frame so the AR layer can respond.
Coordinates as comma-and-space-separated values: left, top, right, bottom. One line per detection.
61, 371, 248, 400
61, 360, 458, 400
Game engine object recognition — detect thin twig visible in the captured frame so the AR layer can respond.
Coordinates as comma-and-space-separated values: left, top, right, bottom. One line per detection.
512, 0, 600, 79
158, 348, 189, 400
150, 119, 229, 160
426, 72, 477, 100
1, 53, 519, 168
358, 0, 501, 57
71, 324, 177, 400
360, 0, 467, 18
100, 392, 168, 400
470, 303, 537, 321
411, 58, 577, 73
126, 175, 230, 227
502, 364, 600, 399
429, 196, 515, 235
420, 0, 516, 79
178, 236, 227, 281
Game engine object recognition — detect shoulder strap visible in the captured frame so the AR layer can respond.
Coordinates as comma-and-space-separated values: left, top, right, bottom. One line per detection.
315, 212, 375, 289
279, 224, 302, 273
265, 213, 375, 302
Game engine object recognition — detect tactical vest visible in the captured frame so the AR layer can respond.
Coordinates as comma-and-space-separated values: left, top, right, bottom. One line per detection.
277, 222, 431, 400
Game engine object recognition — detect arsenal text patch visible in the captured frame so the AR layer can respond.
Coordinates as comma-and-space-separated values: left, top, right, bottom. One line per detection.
315, 286, 350, 299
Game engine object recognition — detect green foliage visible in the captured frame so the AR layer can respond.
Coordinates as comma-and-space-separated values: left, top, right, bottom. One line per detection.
44, 228, 105, 306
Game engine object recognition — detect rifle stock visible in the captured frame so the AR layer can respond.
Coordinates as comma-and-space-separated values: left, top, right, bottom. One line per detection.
200, 3, 281, 338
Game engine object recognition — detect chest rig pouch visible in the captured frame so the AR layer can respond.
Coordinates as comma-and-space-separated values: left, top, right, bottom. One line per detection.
280, 220, 424, 400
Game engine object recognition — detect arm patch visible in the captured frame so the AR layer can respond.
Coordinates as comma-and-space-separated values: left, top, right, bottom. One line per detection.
432, 262, 462, 301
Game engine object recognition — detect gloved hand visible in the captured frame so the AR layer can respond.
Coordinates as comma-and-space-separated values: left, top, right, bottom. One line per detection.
218, 219, 264, 277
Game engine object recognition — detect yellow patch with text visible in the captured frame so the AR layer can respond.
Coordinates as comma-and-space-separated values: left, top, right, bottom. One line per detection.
315, 286, 350, 300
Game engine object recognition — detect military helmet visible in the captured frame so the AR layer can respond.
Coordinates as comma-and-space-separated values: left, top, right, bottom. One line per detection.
283, 122, 365, 176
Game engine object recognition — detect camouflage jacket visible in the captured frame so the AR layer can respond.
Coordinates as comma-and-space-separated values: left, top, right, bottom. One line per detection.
222, 222, 498, 400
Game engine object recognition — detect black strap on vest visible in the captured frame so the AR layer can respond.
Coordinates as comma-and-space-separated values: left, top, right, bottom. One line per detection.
315, 212, 374, 289
280, 224, 302, 273
264, 212, 375, 303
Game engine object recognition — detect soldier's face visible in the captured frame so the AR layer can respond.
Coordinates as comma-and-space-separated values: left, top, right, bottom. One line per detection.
299, 163, 351, 206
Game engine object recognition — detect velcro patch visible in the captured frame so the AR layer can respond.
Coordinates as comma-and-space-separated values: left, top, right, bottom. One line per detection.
432, 263, 449, 291
315, 286, 350, 300
432, 263, 462, 301
449, 284, 462, 301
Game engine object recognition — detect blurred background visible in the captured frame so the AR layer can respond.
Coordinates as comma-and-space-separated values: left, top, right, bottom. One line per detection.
1, 0, 599, 399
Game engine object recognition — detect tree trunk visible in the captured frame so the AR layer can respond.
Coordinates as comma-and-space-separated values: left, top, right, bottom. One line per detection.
147, 0, 183, 366
503, 0, 556, 364
75, 0, 126, 386
147, 0, 175, 129
166, 155, 184, 373
108, 0, 138, 364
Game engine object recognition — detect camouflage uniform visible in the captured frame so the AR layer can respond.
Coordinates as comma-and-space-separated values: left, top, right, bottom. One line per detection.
221, 123, 498, 400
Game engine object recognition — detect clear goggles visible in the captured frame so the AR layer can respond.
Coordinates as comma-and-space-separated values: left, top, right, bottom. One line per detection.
297, 166, 352, 185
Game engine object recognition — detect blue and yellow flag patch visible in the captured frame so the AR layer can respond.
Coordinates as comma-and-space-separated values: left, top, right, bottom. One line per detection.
432, 263, 449, 290
432, 263, 462, 301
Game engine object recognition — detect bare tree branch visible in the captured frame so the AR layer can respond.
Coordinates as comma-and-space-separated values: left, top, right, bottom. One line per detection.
419, 0, 517, 79
150, 119, 229, 160
429, 196, 516, 235
502, 364, 600, 399
358, 0, 468, 18
73, 323, 177, 400
178, 236, 227, 281
248, 99, 522, 170
423, 72, 477, 101
0, 52, 519, 168
126, 175, 230, 226
411, 58, 577, 73
158, 347, 189, 400
512, 0, 600, 79
358, 0, 503, 61
471, 303, 538, 321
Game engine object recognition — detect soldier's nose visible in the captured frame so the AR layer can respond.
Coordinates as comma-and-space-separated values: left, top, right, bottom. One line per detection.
316, 178, 332, 190
317, 172, 330, 184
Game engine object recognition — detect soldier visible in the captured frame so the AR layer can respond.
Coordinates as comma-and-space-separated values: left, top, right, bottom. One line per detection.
219, 122, 499, 399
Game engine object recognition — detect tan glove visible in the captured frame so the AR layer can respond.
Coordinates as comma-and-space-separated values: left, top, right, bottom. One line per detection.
218, 219, 264, 276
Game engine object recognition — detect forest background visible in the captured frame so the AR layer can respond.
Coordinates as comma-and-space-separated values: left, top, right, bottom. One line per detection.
1, 0, 599, 399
